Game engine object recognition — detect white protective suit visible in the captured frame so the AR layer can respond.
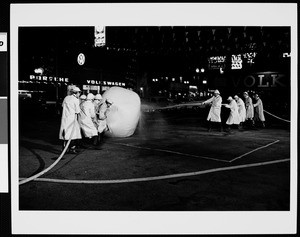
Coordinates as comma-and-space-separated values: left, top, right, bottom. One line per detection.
224, 100, 240, 125
59, 95, 82, 140
93, 99, 101, 113
102, 87, 141, 137
236, 98, 246, 122
203, 95, 222, 122
253, 98, 265, 122
244, 96, 254, 119
97, 101, 109, 133
79, 100, 98, 138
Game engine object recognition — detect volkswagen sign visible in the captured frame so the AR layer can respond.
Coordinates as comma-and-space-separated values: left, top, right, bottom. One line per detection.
77, 53, 85, 66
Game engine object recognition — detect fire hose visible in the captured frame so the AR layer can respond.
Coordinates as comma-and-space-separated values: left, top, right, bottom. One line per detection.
263, 109, 290, 123
150, 102, 291, 123
19, 118, 77, 185
151, 101, 204, 111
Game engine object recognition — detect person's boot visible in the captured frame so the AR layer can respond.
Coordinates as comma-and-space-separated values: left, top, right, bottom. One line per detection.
98, 133, 102, 145
250, 119, 256, 129
91, 134, 102, 150
207, 122, 212, 132
238, 123, 243, 130
92, 135, 98, 146
77, 139, 87, 149
225, 125, 231, 133
68, 145, 78, 154
219, 123, 223, 132
101, 132, 105, 143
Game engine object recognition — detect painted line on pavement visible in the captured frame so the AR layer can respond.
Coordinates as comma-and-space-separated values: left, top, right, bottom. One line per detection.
229, 140, 280, 163
110, 131, 280, 143
109, 139, 281, 164
19, 158, 290, 184
109, 142, 230, 163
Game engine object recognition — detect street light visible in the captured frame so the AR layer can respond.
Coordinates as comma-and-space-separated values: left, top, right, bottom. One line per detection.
34, 67, 44, 75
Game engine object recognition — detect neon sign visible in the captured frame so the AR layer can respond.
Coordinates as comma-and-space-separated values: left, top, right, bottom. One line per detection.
231, 54, 243, 70
29, 75, 69, 83
243, 52, 257, 64
94, 26, 106, 47
86, 80, 125, 87
232, 72, 287, 88
208, 56, 226, 69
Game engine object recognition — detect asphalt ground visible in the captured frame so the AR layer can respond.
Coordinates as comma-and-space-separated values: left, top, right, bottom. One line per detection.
19, 107, 290, 211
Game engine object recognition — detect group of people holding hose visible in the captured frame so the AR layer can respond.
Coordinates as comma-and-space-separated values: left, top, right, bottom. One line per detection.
201, 89, 265, 133
58, 85, 112, 154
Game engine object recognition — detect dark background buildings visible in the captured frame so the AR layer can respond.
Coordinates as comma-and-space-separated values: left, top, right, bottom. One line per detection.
18, 26, 290, 117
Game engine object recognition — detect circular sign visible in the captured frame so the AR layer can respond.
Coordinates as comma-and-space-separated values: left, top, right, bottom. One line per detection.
77, 53, 85, 66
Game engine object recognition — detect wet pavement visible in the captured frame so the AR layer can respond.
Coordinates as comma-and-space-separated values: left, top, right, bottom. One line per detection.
19, 109, 290, 210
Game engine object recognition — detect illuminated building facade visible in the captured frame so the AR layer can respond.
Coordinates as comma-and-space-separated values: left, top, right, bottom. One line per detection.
18, 26, 290, 109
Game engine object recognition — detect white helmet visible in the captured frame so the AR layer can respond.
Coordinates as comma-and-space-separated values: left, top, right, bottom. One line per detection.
67, 85, 76, 91
227, 96, 233, 101
105, 98, 113, 105
73, 86, 81, 93
87, 93, 95, 100
80, 94, 87, 100
95, 94, 102, 100
214, 89, 220, 95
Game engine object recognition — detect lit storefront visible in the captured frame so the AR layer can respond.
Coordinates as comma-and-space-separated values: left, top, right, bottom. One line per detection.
18, 73, 70, 102
19, 73, 129, 100
81, 79, 126, 94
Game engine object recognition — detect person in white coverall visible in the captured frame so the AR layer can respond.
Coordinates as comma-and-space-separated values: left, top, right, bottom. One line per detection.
253, 94, 265, 128
243, 91, 255, 128
93, 93, 102, 113
222, 96, 240, 133
79, 93, 99, 146
201, 89, 222, 132
234, 95, 246, 128
79, 94, 87, 108
95, 98, 113, 145
59, 86, 82, 154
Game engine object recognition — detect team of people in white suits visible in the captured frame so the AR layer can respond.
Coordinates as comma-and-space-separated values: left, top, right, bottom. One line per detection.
59, 85, 266, 152
79, 92, 113, 146
59, 85, 112, 153
202, 89, 265, 133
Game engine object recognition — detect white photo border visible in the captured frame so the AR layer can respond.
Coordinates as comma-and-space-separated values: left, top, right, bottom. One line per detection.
11, 3, 298, 234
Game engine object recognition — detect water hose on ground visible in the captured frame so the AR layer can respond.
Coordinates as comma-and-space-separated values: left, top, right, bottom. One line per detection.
19, 119, 77, 185
263, 109, 290, 123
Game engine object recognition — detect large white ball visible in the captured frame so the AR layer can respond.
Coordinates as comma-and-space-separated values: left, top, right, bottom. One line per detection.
102, 87, 141, 137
